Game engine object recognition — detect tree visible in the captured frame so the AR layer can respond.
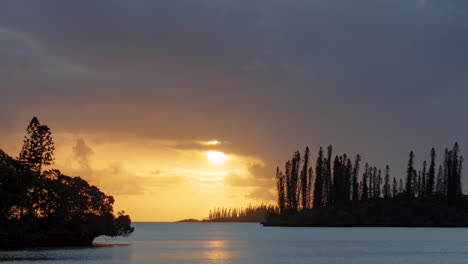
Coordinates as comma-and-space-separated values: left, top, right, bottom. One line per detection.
427, 148, 436, 196
420, 161, 427, 199
299, 147, 310, 210
352, 155, 361, 201
324, 145, 333, 206
406, 151, 415, 199
18, 117, 55, 173
307, 166, 314, 208
447, 143, 463, 203
313, 148, 324, 208
392, 177, 398, 198
383, 165, 391, 199
361, 163, 369, 201
435, 165, 444, 195
275, 167, 285, 213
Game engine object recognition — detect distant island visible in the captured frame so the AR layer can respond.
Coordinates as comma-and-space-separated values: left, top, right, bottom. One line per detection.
263, 144, 468, 227
0, 117, 134, 248
177, 204, 278, 223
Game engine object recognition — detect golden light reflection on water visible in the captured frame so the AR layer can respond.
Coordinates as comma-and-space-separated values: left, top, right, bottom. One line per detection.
204, 240, 233, 263
127, 240, 240, 262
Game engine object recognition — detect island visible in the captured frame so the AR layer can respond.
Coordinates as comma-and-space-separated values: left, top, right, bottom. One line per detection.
263, 144, 468, 227
0, 117, 134, 248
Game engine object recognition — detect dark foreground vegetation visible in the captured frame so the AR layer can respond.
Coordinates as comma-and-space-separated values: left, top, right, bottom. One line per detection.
264, 143, 468, 227
0, 117, 134, 248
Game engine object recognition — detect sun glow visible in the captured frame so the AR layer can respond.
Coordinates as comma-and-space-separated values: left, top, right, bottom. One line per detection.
202, 140, 221, 145
206, 151, 229, 164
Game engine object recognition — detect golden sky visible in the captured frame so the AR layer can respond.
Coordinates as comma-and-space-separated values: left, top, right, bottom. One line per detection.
2, 1, 468, 221
1, 128, 275, 222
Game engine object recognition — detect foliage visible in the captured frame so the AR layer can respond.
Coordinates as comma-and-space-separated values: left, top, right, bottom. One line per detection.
0, 117, 134, 247
269, 143, 465, 226
206, 204, 278, 222
18, 117, 55, 173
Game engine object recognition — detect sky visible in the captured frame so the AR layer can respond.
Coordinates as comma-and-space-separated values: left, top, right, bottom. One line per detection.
1, 0, 468, 221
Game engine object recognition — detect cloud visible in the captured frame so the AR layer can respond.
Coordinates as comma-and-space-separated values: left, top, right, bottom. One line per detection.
247, 187, 276, 202
72, 138, 93, 171
222, 172, 252, 187
222, 163, 276, 201
68, 139, 155, 195
2, 0, 468, 209
0, 27, 87, 82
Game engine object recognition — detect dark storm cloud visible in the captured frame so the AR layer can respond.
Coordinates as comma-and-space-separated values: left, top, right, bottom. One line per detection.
1, 0, 468, 183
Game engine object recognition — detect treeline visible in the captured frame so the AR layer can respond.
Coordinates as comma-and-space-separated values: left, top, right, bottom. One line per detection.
206, 204, 278, 222
0, 117, 134, 247
275, 143, 463, 214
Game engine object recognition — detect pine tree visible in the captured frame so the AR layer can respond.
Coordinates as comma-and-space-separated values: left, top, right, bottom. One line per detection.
313, 148, 324, 208
361, 163, 369, 201
376, 168, 381, 198
275, 167, 286, 213
421, 161, 427, 199
383, 165, 391, 199
307, 166, 314, 208
406, 151, 415, 199
324, 145, 333, 206
344, 158, 352, 202
392, 177, 398, 198
435, 165, 444, 195
289, 152, 301, 211
300, 147, 310, 210
427, 148, 436, 196
352, 155, 361, 201
18, 117, 55, 173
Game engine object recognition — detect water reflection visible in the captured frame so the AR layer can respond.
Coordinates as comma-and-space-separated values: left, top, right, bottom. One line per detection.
204, 240, 233, 263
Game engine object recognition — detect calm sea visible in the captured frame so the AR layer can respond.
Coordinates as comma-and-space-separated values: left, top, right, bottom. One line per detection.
1, 222, 468, 263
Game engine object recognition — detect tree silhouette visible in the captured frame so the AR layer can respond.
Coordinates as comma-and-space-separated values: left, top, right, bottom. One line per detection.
392, 177, 398, 198
270, 143, 466, 227
324, 145, 333, 206
0, 118, 133, 247
300, 147, 310, 210
406, 151, 415, 199
361, 163, 369, 201
427, 148, 436, 196
383, 165, 391, 199
352, 155, 361, 201
18, 117, 55, 173
313, 148, 324, 208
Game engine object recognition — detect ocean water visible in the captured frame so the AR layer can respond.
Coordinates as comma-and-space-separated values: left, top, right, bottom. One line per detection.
1, 223, 468, 263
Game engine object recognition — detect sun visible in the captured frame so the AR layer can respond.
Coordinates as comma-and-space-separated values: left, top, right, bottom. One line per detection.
206, 151, 229, 164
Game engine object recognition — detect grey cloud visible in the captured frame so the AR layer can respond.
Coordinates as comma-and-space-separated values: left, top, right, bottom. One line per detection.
2, 0, 468, 186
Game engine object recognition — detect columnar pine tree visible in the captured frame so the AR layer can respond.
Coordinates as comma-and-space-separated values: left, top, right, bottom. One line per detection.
352, 155, 361, 201
324, 145, 333, 206
313, 148, 324, 208
361, 163, 369, 201
307, 166, 314, 208
289, 151, 301, 211
420, 161, 427, 199
427, 148, 436, 196
344, 158, 352, 202
383, 165, 391, 199
435, 165, 444, 195
275, 167, 286, 213
375, 168, 381, 198
406, 151, 415, 199
300, 147, 310, 210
